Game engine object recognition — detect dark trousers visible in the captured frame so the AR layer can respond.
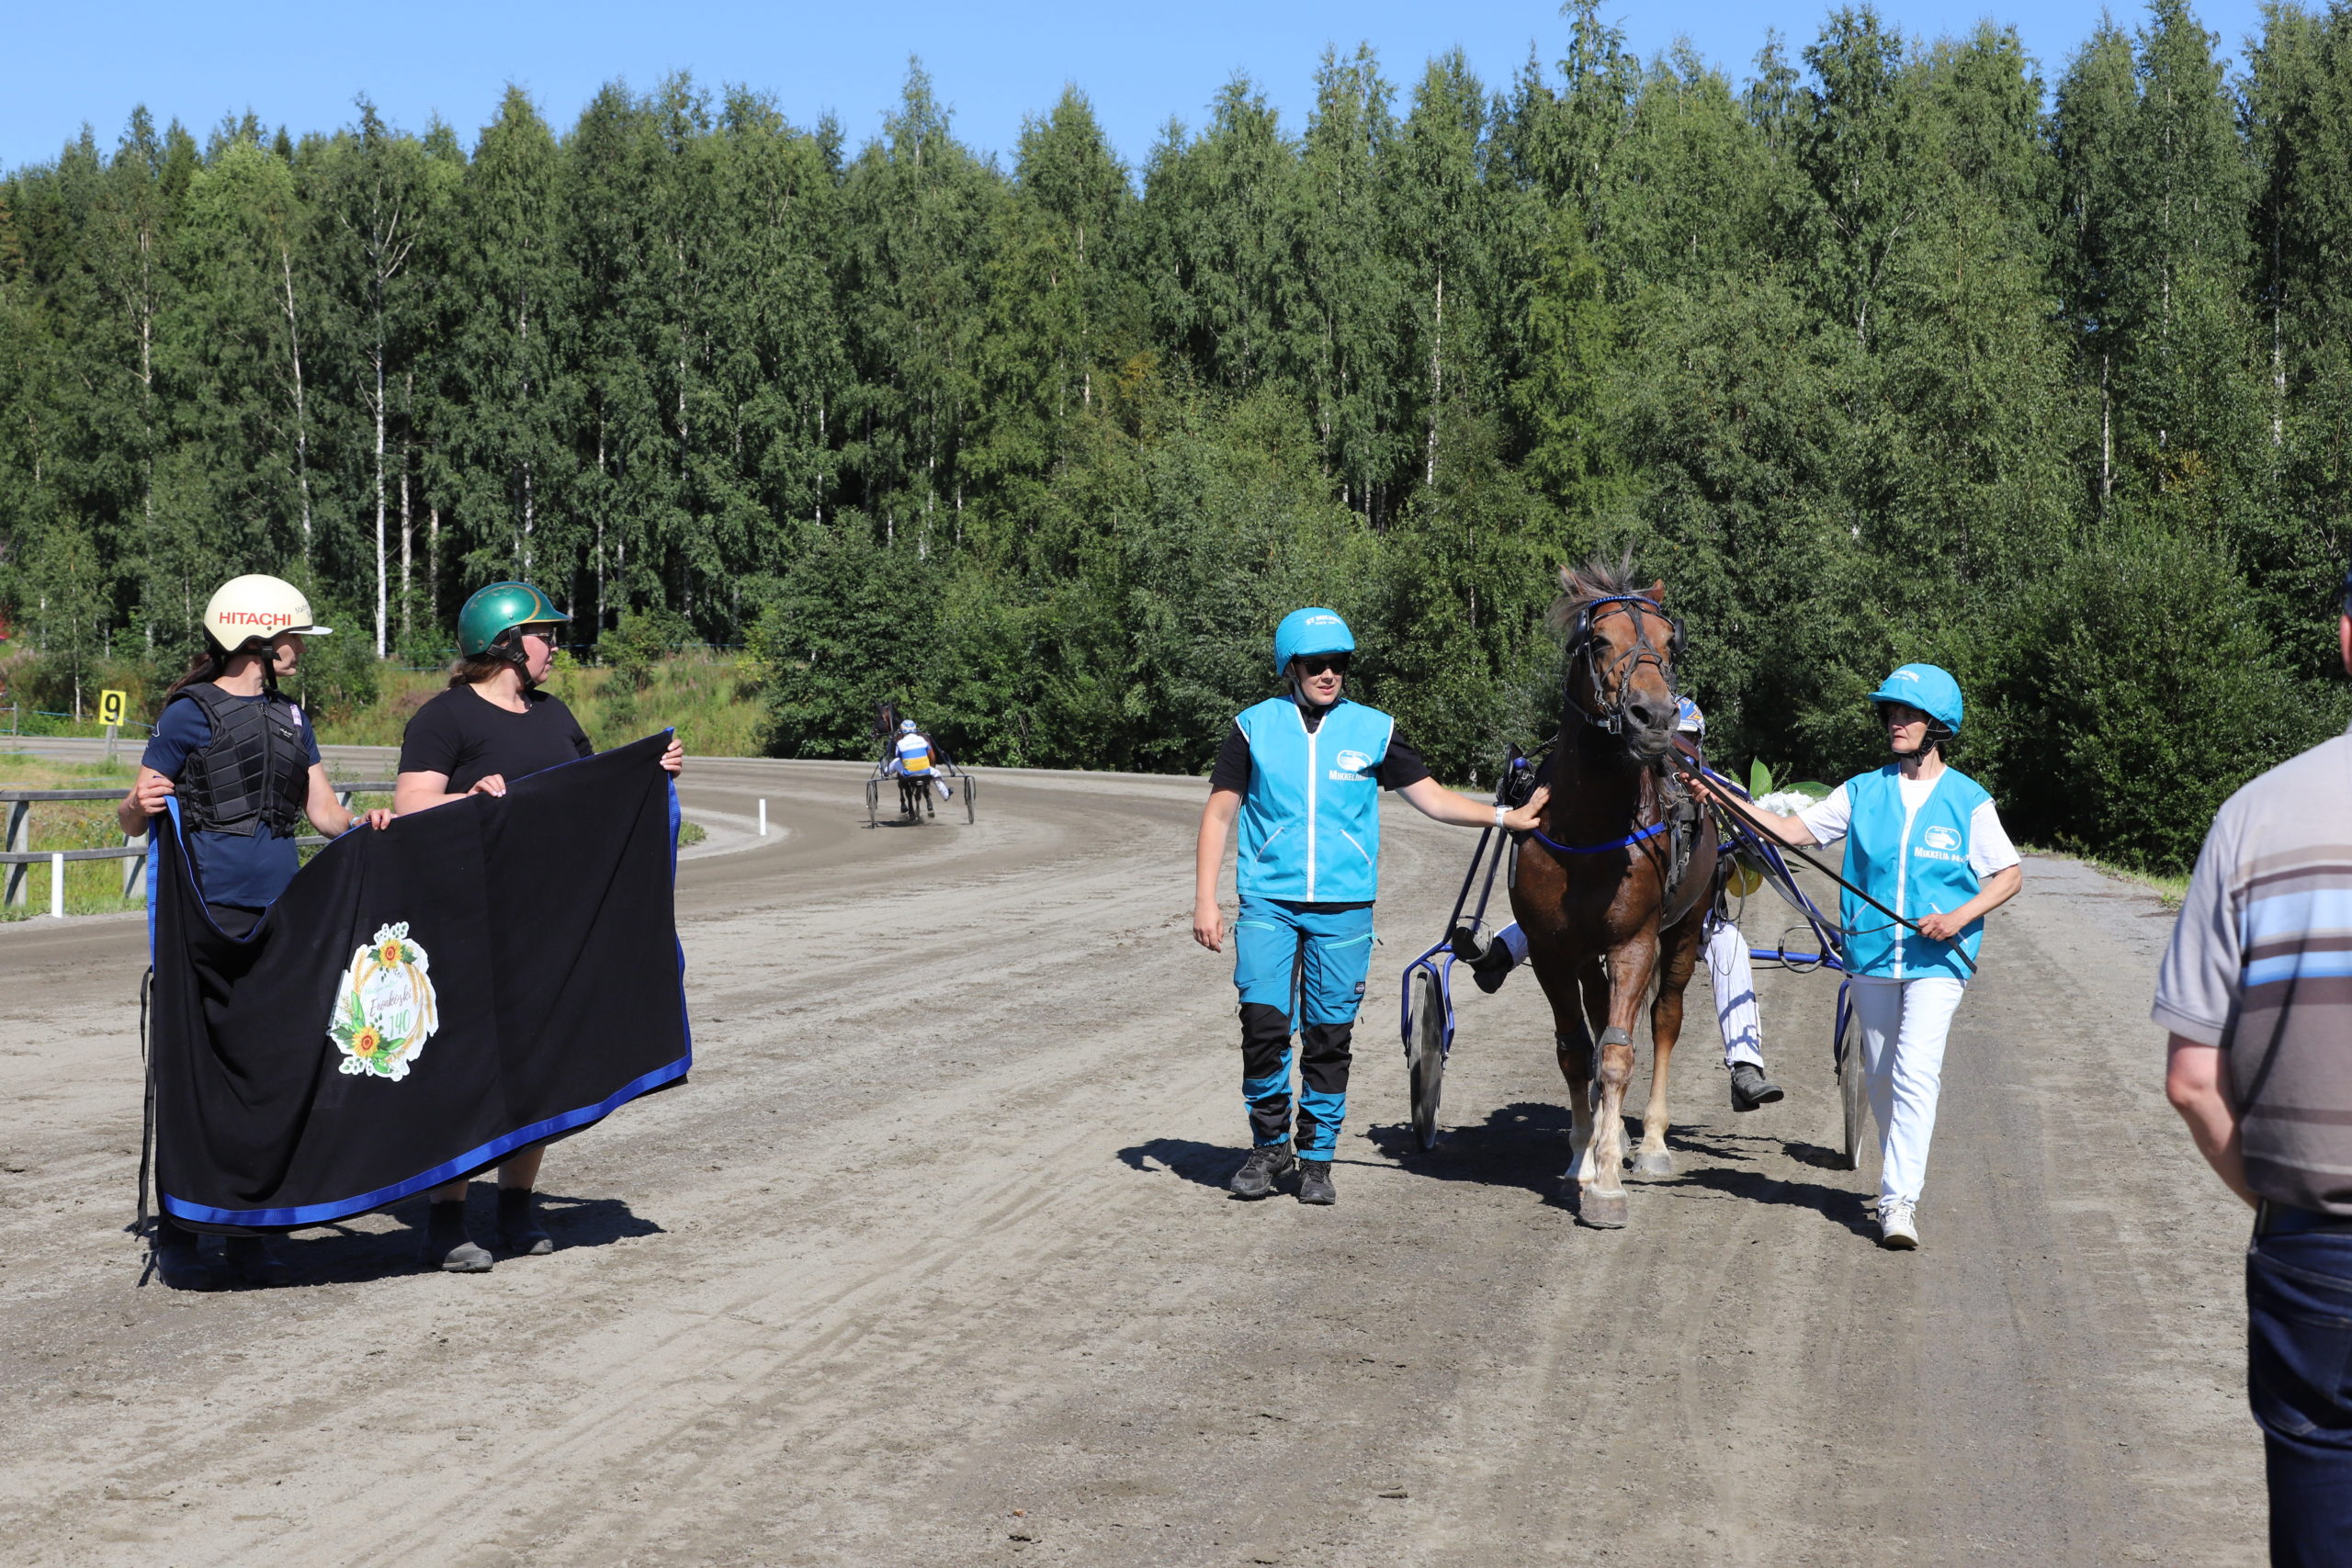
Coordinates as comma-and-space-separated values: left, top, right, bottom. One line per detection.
2248, 1214, 2352, 1566
1238, 1003, 1351, 1158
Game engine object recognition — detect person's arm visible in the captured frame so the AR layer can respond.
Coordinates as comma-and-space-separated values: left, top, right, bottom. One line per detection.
393, 769, 506, 814
303, 763, 394, 835
1915, 863, 2021, 942
1682, 772, 1821, 845
2165, 1035, 2256, 1208
1396, 776, 1550, 832
117, 767, 175, 837
1193, 788, 1242, 952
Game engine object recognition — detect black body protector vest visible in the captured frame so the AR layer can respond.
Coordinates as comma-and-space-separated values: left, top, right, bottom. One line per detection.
170, 683, 310, 838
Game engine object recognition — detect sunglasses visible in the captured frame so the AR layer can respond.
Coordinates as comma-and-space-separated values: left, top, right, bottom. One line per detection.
1295, 654, 1350, 678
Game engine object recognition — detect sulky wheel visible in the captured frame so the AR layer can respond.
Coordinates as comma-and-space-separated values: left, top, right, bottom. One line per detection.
1836, 987, 1867, 1171
963, 776, 977, 824
865, 779, 880, 829
1406, 965, 1447, 1152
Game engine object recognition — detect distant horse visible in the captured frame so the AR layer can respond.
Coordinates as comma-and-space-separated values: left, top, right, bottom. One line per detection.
1508, 559, 1718, 1229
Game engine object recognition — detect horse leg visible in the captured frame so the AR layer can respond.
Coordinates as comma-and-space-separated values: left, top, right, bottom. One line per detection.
1582, 937, 1658, 1226
1537, 957, 1602, 1204
1632, 905, 1706, 1179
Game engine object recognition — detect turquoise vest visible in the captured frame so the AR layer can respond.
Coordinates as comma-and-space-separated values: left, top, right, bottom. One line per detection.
1838, 764, 1993, 981
1234, 696, 1396, 904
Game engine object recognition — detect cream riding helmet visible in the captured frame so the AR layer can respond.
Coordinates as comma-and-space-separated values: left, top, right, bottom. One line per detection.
202, 575, 330, 653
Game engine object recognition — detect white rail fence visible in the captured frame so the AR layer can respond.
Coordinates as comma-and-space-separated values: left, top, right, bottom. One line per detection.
2, 783, 392, 919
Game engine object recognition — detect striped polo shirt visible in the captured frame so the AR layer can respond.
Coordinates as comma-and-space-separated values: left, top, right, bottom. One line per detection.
2154, 732, 2352, 1217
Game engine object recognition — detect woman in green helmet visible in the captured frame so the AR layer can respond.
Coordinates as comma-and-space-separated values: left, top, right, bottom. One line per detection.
393, 581, 684, 1271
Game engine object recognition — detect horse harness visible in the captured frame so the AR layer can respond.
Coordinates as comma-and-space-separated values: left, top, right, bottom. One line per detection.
1507, 734, 1709, 917
1562, 593, 1685, 738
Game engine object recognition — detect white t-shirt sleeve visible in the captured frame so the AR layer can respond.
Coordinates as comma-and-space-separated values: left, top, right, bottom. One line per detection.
1968, 799, 2020, 877
1796, 784, 1850, 846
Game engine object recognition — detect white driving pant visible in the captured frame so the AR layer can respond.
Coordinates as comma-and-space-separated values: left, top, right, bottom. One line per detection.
1704, 914, 1764, 1067
1846, 975, 1966, 1207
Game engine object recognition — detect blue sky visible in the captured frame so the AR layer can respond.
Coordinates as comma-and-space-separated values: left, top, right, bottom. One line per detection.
6, 1, 2278, 172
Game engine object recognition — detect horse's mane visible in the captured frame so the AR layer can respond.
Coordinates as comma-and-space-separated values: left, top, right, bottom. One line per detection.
1545, 552, 1648, 638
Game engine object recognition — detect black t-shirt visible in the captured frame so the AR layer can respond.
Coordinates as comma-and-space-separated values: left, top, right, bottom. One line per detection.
398, 686, 594, 794
1207, 696, 1431, 795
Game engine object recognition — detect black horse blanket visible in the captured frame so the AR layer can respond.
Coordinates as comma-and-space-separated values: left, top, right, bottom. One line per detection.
149, 732, 690, 1232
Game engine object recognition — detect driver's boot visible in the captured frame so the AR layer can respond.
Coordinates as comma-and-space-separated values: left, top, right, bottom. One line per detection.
1729, 1062, 1783, 1111
1449, 927, 1520, 995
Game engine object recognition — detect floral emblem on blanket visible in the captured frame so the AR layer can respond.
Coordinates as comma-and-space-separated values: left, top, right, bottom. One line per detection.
328, 922, 439, 1081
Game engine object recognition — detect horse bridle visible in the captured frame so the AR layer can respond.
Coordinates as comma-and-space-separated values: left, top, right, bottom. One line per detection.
1564, 594, 1684, 736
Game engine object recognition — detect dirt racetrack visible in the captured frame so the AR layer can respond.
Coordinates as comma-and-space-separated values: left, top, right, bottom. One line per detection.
0, 750, 2266, 1566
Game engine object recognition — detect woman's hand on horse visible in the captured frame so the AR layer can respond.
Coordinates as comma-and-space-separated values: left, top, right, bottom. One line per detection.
468, 774, 508, 798
660, 739, 684, 775
357, 807, 395, 832
1500, 785, 1550, 834
1193, 898, 1225, 953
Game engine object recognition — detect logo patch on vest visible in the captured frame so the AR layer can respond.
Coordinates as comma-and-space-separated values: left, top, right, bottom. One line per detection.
1331, 749, 1374, 780
1923, 825, 1961, 852
328, 922, 440, 1082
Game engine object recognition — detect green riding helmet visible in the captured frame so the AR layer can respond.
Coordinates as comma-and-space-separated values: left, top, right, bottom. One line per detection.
457, 581, 570, 658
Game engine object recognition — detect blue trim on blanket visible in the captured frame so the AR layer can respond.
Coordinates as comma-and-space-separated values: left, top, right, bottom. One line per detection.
158, 1053, 691, 1227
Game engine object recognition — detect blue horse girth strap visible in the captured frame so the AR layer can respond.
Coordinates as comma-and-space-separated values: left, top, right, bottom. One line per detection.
1523, 820, 1668, 856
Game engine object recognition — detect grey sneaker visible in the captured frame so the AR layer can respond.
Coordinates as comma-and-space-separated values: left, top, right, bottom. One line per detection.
424, 1201, 494, 1273
1728, 1062, 1783, 1111
1296, 1160, 1336, 1205
1228, 1143, 1296, 1200
1879, 1198, 1919, 1249
497, 1188, 553, 1256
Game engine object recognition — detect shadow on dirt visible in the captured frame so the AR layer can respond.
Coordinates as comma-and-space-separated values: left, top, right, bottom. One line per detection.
1364, 1102, 1877, 1236
1363, 1100, 1579, 1201
1676, 1164, 1878, 1238
1117, 1137, 1238, 1190
154, 1191, 667, 1290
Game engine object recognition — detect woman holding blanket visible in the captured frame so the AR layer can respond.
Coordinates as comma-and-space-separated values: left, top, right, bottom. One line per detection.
119, 574, 393, 1291
393, 581, 684, 1271
1694, 664, 2021, 1249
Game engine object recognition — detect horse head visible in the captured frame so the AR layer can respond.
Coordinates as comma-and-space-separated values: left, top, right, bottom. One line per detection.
1550, 559, 1682, 764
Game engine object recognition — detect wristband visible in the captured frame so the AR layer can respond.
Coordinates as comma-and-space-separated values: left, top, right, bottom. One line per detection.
1494, 803, 1508, 829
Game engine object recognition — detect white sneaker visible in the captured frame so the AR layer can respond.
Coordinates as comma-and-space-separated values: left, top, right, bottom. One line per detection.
1879, 1199, 1918, 1250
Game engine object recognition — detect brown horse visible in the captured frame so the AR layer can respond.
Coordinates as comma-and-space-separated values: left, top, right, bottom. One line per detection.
1507, 560, 1718, 1229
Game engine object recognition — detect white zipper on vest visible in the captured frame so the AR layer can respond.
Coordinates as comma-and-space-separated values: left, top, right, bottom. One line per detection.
1305, 713, 1318, 901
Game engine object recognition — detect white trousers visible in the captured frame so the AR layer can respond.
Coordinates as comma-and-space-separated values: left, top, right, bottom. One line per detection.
1704, 914, 1764, 1068
1846, 975, 1967, 1207
1495, 916, 1764, 1068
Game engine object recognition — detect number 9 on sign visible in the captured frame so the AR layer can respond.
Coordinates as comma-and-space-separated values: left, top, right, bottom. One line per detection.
96, 689, 127, 727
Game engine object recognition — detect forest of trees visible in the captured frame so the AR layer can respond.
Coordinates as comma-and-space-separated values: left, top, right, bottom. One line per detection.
5, 0, 2350, 870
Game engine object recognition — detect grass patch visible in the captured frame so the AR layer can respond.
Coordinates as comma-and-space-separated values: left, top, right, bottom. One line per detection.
678, 818, 707, 848
314, 651, 766, 757
1, 751, 143, 919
